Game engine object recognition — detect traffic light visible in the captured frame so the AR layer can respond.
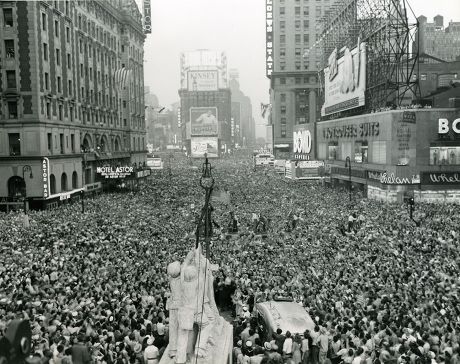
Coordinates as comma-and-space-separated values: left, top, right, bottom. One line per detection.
408, 197, 414, 206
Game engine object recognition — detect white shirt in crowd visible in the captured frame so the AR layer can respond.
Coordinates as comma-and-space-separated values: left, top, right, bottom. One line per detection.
283, 337, 293, 354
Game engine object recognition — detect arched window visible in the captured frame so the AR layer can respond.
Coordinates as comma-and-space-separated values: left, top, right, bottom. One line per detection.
7, 176, 25, 198
61, 173, 68, 192
50, 174, 56, 194
72, 171, 78, 189
82, 134, 92, 152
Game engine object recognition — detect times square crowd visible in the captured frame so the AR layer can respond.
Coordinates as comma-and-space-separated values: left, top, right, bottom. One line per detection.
0, 154, 459, 364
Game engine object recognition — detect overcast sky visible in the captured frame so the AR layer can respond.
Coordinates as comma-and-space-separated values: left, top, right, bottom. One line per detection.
142, 0, 460, 139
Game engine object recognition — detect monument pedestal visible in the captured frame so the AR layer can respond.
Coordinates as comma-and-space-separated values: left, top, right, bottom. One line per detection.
160, 317, 233, 364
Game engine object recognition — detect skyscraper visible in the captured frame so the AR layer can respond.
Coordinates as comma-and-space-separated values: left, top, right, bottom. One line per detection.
266, 0, 336, 158
0, 0, 146, 209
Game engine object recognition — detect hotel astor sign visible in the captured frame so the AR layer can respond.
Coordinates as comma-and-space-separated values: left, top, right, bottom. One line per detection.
96, 166, 134, 179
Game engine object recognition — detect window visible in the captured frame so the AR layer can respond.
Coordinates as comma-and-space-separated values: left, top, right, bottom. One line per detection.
56, 49, 60, 65
280, 94, 286, 102
281, 117, 287, 124
280, 105, 286, 114
315, 6, 321, 14
43, 43, 48, 61
280, 61, 286, 70
420, 73, 427, 81
67, 53, 71, 69
280, 21, 285, 31
8, 133, 21, 155
295, 48, 301, 56
46, 102, 51, 118
295, 7, 300, 16
5, 39, 14, 58
281, 125, 287, 138
371, 141, 387, 164
303, 7, 309, 16
295, 61, 301, 70
44, 72, 49, 90
8, 102, 18, 119
3, 8, 13, 27
70, 106, 74, 122
304, 34, 310, 45
54, 20, 59, 37
47, 133, 52, 152
59, 133, 64, 153
328, 143, 338, 160
58, 105, 63, 120
42, 13, 46, 30
71, 134, 75, 152
430, 147, 460, 165
66, 27, 70, 42
280, 48, 286, 57
66, 135, 69, 148
6, 70, 16, 89
68, 80, 72, 95
295, 34, 301, 43
280, 7, 285, 15
295, 20, 301, 30
295, 77, 301, 84
304, 20, 309, 29
354, 141, 368, 163
280, 77, 286, 85
280, 35, 286, 44
57, 76, 62, 93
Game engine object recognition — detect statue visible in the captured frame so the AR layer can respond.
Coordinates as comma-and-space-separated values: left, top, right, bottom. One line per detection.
167, 244, 227, 364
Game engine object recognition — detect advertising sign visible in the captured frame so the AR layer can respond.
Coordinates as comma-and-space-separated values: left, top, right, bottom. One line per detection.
438, 118, 460, 134
293, 125, 314, 160
394, 116, 416, 166
190, 107, 218, 136
266, 0, 273, 77
322, 42, 366, 116
42, 157, 50, 198
191, 137, 219, 158
96, 166, 134, 179
294, 161, 324, 180
143, 0, 151, 34
421, 172, 460, 185
380, 172, 420, 185
187, 70, 218, 91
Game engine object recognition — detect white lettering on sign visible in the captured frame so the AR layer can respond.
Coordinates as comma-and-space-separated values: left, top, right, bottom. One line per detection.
266, 0, 273, 77
42, 157, 50, 198
430, 173, 460, 183
380, 172, 420, 185
438, 118, 460, 134
293, 130, 312, 154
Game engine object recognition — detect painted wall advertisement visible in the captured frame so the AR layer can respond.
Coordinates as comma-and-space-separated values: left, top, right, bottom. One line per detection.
191, 137, 219, 158
42, 157, 50, 198
393, 111, 417, 166
322, 42, 366, 116
187, 70, 218, 91
266, 0, 273, 77
190, 107, 218, 136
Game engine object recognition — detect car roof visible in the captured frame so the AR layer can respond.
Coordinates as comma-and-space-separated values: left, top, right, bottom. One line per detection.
256, 301, 315, 335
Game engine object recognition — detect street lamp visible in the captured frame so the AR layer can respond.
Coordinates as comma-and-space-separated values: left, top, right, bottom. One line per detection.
344, 156, 352, 202
22, 165, 33, 214
196, 154, 215, 261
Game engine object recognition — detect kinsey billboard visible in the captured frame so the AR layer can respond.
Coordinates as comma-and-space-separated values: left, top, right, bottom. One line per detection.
394, 114, 417, 166
322, 42, 366, 116
187, 70, 218, 91
266, 0, 273, 77
191, 137, 219, 158
190, 107, 218, 136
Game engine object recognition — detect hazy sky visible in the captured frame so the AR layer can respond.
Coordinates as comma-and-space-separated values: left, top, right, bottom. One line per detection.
142, 0, 460, 138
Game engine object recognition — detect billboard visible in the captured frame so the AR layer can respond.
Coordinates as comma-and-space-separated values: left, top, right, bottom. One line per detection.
322, 42, 366, 116
293, 124, 315, 160
190, 107, 218, 136
191, 137, 219, 158
187, 70, 219, 91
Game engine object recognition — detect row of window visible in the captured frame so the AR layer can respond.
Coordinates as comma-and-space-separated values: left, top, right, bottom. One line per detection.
8, 132, 76, 156
279, 6, 323, 16
278, 76, 318, 85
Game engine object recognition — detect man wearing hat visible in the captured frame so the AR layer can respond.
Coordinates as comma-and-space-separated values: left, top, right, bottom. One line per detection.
143, 336, 159, 364
70, 333, 91, 364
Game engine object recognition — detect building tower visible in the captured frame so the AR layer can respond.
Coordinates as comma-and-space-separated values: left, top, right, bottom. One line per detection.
0, 0, 146, 209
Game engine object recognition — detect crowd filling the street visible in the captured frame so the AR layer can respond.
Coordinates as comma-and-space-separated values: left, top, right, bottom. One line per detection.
0, 155, 459, 364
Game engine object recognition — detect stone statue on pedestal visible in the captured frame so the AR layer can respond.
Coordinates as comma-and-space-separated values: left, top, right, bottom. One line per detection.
167, 244, 224, 364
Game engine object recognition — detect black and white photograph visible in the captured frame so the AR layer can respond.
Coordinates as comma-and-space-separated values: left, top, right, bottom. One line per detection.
1, 0, 460, 364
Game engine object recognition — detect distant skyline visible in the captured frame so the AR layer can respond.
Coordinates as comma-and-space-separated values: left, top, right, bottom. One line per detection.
141, 0, 460, 139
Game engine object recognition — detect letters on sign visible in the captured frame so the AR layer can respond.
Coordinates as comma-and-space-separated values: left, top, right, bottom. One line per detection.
438, 118, 460, 134
380, 172, 420, 185
266, 0, 273, 77
293, 130, 312, 154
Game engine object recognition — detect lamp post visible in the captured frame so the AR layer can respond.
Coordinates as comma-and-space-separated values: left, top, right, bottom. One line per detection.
344, 156, 352, 202
196, 154, 215, 261
22, 165, 33, 214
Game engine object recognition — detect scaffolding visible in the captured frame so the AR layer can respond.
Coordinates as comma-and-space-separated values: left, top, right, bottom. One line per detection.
315, 0, 420, 116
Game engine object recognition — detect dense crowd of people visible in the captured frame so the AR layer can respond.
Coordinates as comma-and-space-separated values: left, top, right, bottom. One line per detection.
0, 154, 459, 364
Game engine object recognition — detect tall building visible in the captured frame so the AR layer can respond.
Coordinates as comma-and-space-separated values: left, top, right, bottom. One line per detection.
178, 49, 232, 157
266, 0, 336, 158
414, 15, 460, 62
0, 0, 146, 209
229, 69, 255, 148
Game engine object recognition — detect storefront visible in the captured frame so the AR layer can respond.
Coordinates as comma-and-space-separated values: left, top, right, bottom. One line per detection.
317, 108, 460, 202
